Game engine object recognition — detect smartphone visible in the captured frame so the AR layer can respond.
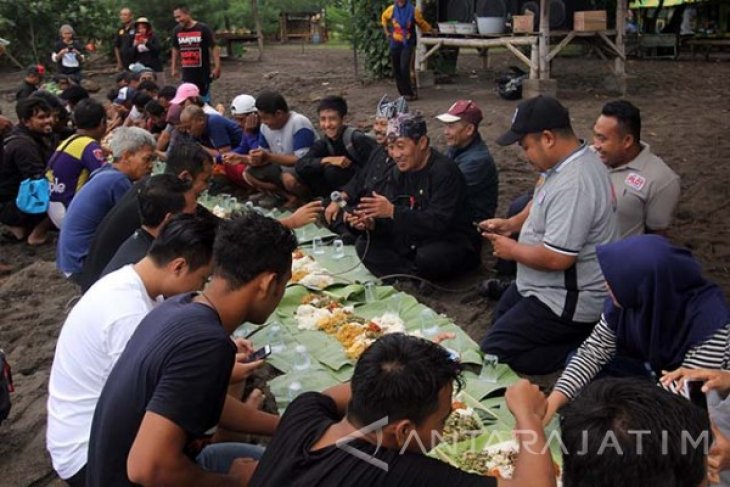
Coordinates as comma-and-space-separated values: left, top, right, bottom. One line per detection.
685, 380, 708, 410
245, 344, 271, 363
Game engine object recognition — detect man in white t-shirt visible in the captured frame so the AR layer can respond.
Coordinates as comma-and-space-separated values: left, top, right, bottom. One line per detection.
244, 91, 317, 207
47, 214, 217, 487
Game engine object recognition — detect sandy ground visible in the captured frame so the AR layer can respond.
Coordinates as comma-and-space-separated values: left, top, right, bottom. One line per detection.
1, 43, 729, 485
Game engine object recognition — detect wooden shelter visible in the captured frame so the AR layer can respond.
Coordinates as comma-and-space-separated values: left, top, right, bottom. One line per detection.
415, 0, 628, 94
218, 0, 265, 61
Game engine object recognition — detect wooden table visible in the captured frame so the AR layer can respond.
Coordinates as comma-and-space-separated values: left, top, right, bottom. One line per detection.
686, 38, 730, 61
217, 32, 261, 59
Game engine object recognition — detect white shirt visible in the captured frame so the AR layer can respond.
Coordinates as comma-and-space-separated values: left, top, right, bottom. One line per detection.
46, 265, 161, 479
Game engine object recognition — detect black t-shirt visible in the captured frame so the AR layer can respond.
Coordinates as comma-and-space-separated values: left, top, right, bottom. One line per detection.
101, 228, 154, 278
172, 22, 215, 92
15, 80, 37, 101
86, 293, 236, 486
114, 23, 136, 69
249, 392, 495, 487
79, 181, 143, 292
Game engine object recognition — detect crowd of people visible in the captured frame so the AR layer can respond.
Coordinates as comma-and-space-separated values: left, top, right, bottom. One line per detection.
0, 2, 727, 486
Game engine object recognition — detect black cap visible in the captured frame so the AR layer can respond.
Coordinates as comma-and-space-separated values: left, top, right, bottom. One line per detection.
496, 95, 571, 146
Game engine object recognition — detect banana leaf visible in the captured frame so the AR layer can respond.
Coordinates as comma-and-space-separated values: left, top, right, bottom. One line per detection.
295, 330, 352, 371
462, 366, 521, 401
269, 368, 342, 413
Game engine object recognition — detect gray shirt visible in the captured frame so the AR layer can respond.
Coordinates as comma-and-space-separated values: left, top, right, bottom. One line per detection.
516, 144, 620, 323
608, 142, 680, 238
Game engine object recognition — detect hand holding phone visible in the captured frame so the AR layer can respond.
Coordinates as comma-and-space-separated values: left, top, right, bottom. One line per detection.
245, 345, 272, 363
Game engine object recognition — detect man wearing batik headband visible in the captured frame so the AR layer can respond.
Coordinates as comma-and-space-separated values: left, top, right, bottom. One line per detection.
347, 113, 480, 280
324, 96, 408, 231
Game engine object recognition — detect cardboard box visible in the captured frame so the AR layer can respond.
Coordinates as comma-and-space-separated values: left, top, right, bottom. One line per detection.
512, 14, 534, 34
574, 10, 607, 31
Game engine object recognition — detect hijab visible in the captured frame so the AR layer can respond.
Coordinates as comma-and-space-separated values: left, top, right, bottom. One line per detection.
597, 234, 729, 373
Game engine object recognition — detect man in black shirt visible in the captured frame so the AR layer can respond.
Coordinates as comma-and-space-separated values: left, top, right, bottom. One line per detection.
87, 212, 297, 486
170, 6, 220, 102
102, 174, 197, 278
348, 113, 481, 280
295, 96, 377, 198
0, 97, 54, 245
249, 333, 555, 487
79, 140, 213, 291
15, 64, 44, 101
114, 7, 136, 71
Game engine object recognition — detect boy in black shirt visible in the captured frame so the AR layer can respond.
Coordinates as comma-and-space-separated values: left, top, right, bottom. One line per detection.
295, 95, 377, 198
86, 212, 297, 486
16, 64, 44, 101
250, 334, 556, 487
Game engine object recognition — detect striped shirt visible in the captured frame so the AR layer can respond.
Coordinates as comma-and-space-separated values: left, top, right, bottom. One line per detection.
554, 316, 730, 399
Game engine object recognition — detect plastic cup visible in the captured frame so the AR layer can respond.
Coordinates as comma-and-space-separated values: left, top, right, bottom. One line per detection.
312, 236, 325, 255
332, 239, 345, 259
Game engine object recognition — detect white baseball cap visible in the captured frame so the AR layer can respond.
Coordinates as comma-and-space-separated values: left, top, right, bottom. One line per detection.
231, 94, 257, 115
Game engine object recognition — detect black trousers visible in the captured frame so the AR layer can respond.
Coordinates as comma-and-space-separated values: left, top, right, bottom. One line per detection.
390, 45, 415, 97
480, 283, 596, 375
64, 465, 86, 487
295, 164, 355, 199
355, 233, 480, 281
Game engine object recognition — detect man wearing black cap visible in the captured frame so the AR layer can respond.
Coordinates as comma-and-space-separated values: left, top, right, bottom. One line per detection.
436, 99, 498, 221
478, 95, 619, 375
16, 65, 45, 101
349, 113, 480, 280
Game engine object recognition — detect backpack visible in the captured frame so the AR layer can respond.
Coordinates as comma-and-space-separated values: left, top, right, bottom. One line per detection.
496, 66, 528, 101
4, 134, 50, 214
0, 349, 14, 425
324, 127, 360, 163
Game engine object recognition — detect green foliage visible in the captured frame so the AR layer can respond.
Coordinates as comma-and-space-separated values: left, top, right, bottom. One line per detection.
0, 0, 117, 65
352, 0, 392, 78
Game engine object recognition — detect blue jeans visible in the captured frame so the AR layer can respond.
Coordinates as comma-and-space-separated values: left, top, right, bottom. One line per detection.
195, 442, 265, 474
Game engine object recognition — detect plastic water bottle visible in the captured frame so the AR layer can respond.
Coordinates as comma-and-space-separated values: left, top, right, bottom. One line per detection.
479, 353, 500, 383
364, 281, 376, 303
287, 380, 302, 402
420, 309, 440, 337
268, 323, 286, 353
332, 239, 345, 259
312, 236, 325, 255
293, 344, 311, 371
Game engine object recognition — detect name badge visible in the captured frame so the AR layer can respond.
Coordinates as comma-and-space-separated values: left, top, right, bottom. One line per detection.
625, 172, 646, 191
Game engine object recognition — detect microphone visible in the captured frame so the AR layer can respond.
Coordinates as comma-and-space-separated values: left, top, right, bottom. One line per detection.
330, 191, 347, 208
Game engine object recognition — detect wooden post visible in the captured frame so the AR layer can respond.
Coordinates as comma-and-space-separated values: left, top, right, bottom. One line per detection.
538, 0, 550, 80
252, 0, 264, 61
615, 0, 626, 77
415, 0, 426, 86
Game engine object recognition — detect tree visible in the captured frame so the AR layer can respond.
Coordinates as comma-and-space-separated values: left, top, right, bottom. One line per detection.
352, 0, 392, 78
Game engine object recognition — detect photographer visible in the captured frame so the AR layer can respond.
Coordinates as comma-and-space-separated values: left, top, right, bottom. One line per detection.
51, 25, 85, 83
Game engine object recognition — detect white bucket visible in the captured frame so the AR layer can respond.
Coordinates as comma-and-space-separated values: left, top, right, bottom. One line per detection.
476, 17, 506, 34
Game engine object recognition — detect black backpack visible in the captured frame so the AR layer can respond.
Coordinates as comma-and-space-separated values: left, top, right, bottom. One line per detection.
496, 66, 528, 101
0, 349, 13, 425
324, 127, 360, 163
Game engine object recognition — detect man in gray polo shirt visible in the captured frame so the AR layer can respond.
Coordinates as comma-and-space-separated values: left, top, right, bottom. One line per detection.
478, 96, 619, 375
593, 100, 680, 238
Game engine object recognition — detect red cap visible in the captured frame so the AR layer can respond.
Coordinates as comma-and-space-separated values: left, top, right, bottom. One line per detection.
436, 100, 483, 126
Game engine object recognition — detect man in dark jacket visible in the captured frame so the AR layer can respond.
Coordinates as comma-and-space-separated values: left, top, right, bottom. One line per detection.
437, 100, 498, 221
348, 113, 481, 280
0, 97, 54, 244
295, 96, 376, 198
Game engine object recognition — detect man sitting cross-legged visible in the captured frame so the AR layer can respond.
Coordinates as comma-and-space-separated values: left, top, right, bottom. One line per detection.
47, 213, 218, 487
295, 95, 377, 199
249, 333, 556, 487
86, 212, 297, 486
244, 90, 317, 208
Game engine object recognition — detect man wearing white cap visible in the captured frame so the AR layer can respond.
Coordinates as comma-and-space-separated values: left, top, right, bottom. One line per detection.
436, 100, 498, 222
221, 94, 261, 187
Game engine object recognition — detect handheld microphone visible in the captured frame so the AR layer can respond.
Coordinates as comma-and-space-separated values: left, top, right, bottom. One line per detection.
330, 191, 347, 208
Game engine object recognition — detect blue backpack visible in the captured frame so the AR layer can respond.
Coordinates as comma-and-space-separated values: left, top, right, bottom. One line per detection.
4, 134, 51, 214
